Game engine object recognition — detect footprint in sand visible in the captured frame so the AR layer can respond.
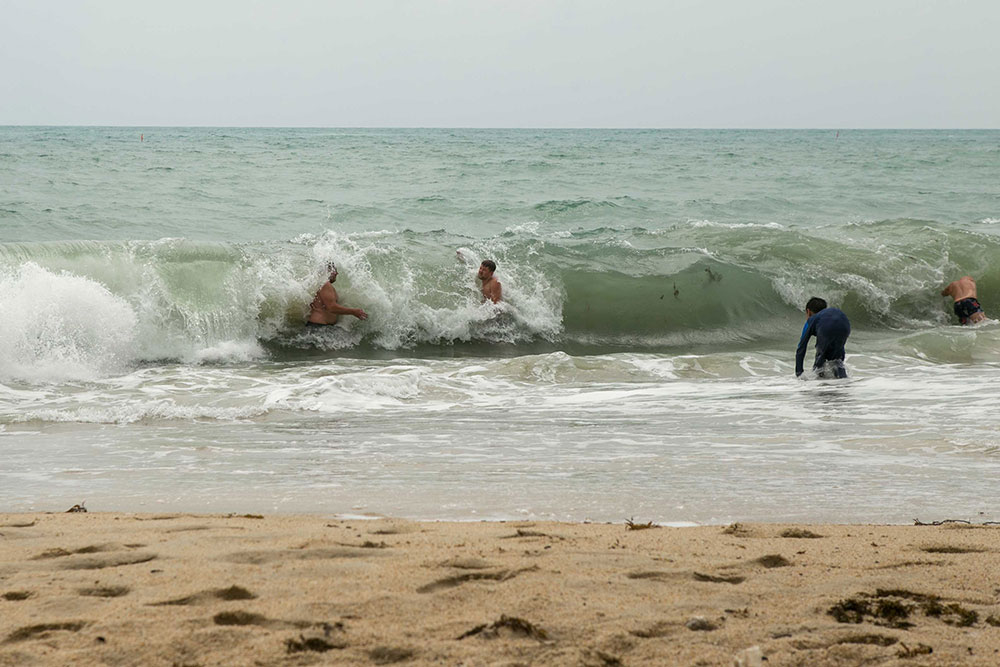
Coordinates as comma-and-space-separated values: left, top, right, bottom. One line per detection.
458, 615, 549, 641
626, 569, 745, 584
5, 622, 86, 643
439, 557, 494, 570
152, 585, 256, 606
222, 547, 375, 565
368, 646, 416, 664
79, 585, 130, 598
417, 566, 538, 594
58, 553, 158, 570
30, 544, 157, 571
2, 591, 34, 601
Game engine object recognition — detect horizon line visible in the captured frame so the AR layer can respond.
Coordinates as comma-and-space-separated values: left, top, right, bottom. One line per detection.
1, 124, 997, 131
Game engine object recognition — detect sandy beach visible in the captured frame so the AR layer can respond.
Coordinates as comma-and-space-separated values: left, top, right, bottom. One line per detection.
1, 514, 999, 665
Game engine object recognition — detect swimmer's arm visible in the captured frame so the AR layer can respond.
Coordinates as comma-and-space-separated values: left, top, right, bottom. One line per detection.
326, 303, 368, 319
320, 289, 368, 319
794, 320, 812, 377
941, 283, 955, 297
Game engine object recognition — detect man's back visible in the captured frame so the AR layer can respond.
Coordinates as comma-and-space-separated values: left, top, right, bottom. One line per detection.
942, 276, 977, 302
811, 307, 850, 338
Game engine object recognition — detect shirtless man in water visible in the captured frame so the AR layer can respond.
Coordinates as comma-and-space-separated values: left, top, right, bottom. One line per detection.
307, 263, 368, 326
941, 275, 986, 325
478, 260, 502, 303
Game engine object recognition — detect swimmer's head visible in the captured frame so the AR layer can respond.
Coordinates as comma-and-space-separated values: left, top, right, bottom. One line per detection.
326, 262, 338, 281
805, 296, 827, 316
478, 259, 496, 280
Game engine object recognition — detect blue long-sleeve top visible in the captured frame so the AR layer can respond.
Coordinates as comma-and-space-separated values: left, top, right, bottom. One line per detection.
795, 307, 851, 376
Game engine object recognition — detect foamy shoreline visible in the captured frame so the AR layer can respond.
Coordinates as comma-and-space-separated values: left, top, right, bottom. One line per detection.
1, 513, 998, 665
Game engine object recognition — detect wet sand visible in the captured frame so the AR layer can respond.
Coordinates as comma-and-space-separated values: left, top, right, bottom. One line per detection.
1, 513, 999, 666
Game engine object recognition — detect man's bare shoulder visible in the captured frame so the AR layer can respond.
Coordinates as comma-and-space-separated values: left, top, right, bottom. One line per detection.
320, 282, 339, 301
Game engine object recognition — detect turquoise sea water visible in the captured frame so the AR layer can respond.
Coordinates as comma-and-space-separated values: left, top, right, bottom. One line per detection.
2, 127, 999, 523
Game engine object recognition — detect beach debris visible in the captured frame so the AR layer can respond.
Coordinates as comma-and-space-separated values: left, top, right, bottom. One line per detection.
65, 502, 87, 513
722, 523, 751, 536
922, 599, 979, 626
914, 517, 1000, 526
458, 615, 549, 641
285, 634, 345, 653
828, 589, 978, 629
685, 616, 718, 631
780, 528, 823, 539
733, 645, 763, 667
836, 597, 912, 629
625, 517, 658, 531
705, 267, 723, 282
673, 282, 680, 298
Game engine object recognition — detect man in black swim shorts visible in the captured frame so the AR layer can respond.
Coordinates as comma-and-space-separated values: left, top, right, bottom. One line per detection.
941, 276, 986, 325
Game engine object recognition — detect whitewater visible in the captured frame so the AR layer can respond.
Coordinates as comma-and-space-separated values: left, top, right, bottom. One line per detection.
2, 127, 999, 524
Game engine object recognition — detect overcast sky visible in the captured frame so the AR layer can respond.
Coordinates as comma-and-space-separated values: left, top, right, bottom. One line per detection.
2, 0, 998, 127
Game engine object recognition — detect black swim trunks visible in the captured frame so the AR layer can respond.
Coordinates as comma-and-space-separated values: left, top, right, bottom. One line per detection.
954, 297, 983, 324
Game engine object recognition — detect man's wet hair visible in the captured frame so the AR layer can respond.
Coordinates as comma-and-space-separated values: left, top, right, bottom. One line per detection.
806, 297, 827, 313
480, 259, 496, 272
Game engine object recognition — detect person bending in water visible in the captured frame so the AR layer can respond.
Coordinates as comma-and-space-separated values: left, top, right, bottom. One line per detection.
941, 276, 986, 325
307, 262, 368, 326
795, 297, 851, 379
478, 260, 502, 303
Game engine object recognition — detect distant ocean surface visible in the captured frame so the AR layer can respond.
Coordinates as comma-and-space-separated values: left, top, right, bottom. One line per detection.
2, 127, 1000, 524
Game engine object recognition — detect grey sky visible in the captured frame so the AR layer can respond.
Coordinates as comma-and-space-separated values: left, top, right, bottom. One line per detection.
2, 0, 997, 127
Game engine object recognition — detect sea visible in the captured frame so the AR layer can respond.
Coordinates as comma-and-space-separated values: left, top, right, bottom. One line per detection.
2, 127, 999, 525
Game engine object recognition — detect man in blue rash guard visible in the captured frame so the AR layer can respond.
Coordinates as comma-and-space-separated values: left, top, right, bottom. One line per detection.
795, 297, 851, 379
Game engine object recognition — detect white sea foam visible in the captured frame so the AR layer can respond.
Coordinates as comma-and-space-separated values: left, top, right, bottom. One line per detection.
192, 340, 266, 364
0, 263, 138, 382
688, 219, 785, 229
